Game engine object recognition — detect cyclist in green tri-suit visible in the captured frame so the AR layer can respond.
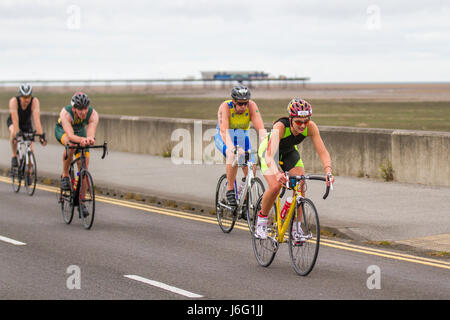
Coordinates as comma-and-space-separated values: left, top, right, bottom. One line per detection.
54, 92, 99, 194
255, 98, 335, 240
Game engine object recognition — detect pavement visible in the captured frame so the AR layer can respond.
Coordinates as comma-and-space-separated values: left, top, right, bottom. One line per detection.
1, 138, 450, 255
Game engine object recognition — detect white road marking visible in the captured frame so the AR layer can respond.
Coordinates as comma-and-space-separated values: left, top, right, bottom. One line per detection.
0, 235, 26, 246
124, 275, 203, 298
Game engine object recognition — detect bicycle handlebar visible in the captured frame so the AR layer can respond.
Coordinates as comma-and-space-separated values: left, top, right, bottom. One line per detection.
285, 173, 333, 200
231, 146, 258, 167
15, 130, 46, 143
64, 141, 108, 160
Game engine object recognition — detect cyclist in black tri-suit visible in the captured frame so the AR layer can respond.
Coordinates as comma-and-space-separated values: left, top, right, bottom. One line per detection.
255, 99, 335, 239
7, 84, 47, 168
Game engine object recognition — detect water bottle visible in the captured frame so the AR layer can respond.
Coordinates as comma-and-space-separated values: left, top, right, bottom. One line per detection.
73, 172, 80, 190
237, 178, 246, 198
280, 196, 293, 220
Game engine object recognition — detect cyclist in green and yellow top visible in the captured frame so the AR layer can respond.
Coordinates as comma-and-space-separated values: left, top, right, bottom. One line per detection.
214, 86, 267, 209
255, 98, 334, 239
54, 92, 99, 192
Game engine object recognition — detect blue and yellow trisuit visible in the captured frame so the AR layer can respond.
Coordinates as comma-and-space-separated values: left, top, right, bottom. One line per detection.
214, 100, 255, 162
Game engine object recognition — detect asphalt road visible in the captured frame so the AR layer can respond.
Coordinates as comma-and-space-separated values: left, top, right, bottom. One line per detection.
0, 181, 449, 300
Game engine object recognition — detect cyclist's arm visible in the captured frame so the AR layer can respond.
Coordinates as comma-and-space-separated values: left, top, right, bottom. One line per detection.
264, 121, 284, 176
8, 98, 19, 134
218, 102, 235, 152
308, 121, 332, 175
248, 101, 267, 143
86, 109, 99, 144
60, 108, 83, 144
31, 98, 44, 135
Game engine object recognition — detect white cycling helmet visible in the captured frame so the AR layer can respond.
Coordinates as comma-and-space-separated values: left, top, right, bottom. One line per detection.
18, 83, 33, 96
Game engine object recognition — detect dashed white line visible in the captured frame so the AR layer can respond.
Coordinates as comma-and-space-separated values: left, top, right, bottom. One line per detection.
124, 275, 203, 298
0, 235, 26, 246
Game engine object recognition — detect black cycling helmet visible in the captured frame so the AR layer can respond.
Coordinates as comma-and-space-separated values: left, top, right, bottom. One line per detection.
18, 83, 33, 96
231, 85, 251, 101
71, 92, 90, 109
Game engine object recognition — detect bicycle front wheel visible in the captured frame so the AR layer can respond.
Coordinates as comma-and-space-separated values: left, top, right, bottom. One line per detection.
11, 151, 21, 193
288, 198, 320, 276
251, 195, 278, 267
60, 189, 74, 224
79, 170, 95, 230
246, 177, 265, 232
25, 151, 37, 196
215, 174, 237, 233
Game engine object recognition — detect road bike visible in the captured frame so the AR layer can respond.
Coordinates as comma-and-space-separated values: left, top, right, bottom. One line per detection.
215, 147, 265, 233
59, 141, 108, 230
11, 131, 46, 196
252, 173, 332, 276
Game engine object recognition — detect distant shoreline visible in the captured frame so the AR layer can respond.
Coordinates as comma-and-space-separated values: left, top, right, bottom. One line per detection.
1, 82, 450, 101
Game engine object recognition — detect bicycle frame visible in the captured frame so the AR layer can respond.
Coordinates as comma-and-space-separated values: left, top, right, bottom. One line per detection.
17, 139, 32, 167
70, 149, 88, 205
233, 156, 256, 211
273, 184, 302, 243
64, 141, 107, 197
15, 133, 39, 179
218, 147, 258, 212
272, 174, 331, 243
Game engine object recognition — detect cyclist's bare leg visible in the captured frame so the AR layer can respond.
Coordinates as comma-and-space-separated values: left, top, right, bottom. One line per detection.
62, 148, 75, 178
225, 163, 239, 191
61, 135, 75, 178
8, 125, 17, 158
225, 161, 250, 192
260, 172, 282, 217
225, 148, 239, 191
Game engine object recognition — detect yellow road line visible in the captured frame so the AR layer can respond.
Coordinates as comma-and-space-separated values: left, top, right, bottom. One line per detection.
1, 176, 449, 270
321, 238, 450, 266
320, 241, 450, 270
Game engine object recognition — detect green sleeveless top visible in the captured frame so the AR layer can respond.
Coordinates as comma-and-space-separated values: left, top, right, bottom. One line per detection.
56, 105, 94, 134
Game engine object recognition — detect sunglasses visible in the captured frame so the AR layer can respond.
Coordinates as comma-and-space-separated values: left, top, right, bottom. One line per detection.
293, 119, 310, 125
235, 101, 249, 106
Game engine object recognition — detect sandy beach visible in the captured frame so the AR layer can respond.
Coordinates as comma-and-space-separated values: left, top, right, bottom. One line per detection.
1, 82, 450, 101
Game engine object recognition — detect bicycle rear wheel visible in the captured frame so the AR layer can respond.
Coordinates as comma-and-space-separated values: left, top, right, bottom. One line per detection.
246, 177, 265, 232
215, 174, 237, 233
24, 151, 37, 196
79, 170, 95, 230
251, 195, 278, 267
288, 198, 320, 276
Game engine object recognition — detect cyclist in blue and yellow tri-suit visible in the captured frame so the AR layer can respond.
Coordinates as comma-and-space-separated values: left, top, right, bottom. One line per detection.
214, 85, 266, 209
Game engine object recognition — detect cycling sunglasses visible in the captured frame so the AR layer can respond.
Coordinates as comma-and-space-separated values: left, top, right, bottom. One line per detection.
293, 119, 310, 125
235, 101, 249, 106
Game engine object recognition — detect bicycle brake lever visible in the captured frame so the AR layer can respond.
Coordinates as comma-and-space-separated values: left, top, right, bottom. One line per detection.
327, 173, 334, 191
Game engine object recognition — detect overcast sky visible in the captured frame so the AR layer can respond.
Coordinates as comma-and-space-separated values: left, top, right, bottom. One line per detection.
1, 0, 449, 82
